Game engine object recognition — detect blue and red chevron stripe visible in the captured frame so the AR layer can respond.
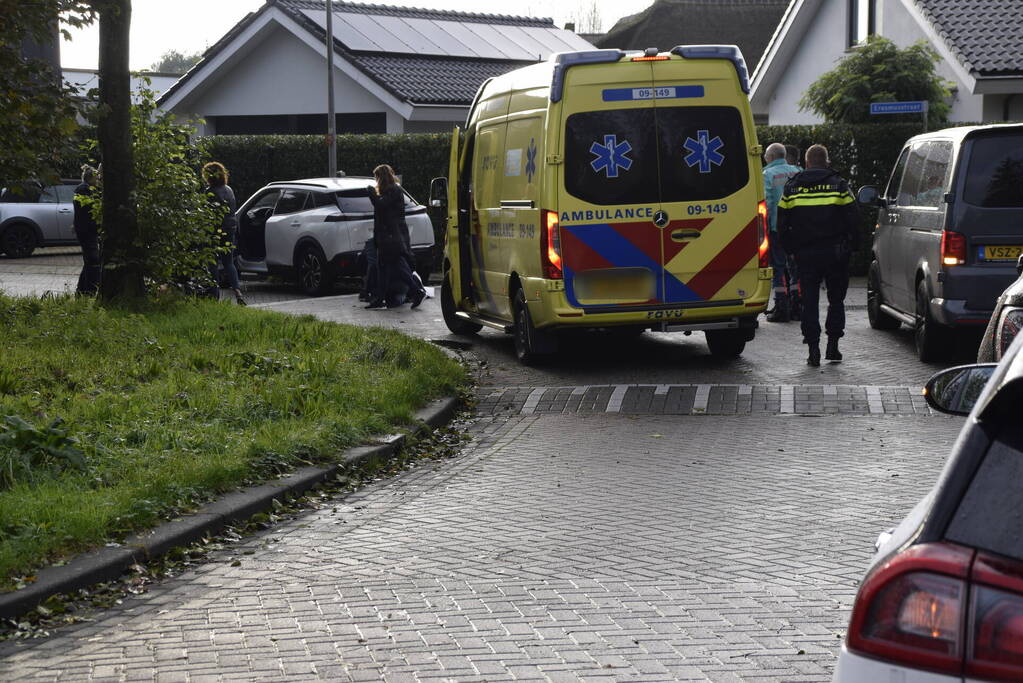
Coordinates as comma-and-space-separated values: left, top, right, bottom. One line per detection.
560, 217, 756, 307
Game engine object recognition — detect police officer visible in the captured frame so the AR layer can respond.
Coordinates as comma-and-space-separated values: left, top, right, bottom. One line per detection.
762, 143, 801, 322
777, 145, 859, 367
73, 165, 101, 295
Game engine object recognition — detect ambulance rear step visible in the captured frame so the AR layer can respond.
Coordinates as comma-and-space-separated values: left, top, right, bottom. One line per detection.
657, 318, 744, 333
456, 311, 514, 333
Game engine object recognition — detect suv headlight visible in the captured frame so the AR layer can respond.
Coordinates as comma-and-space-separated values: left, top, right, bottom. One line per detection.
997, 306, 1023, 358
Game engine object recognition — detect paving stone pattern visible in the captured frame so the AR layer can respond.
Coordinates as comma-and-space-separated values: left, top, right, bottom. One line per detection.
477, 385, 932, 416
1, 414, 964, 682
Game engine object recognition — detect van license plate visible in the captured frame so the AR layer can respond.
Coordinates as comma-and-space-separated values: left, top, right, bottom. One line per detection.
982, 246, 1023, 261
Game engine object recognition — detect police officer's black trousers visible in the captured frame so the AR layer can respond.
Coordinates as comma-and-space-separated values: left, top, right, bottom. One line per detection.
795, 244, 850, 344
77, 233, 101, 295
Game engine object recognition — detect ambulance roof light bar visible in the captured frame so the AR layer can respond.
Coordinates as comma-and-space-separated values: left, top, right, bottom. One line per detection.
670, 44, 750, 94
550, 49, 625, 103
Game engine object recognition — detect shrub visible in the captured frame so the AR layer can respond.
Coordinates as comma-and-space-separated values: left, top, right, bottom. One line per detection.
84, 84, 225, 292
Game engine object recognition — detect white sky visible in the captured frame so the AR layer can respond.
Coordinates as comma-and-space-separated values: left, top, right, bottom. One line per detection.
59, 0, 644, 70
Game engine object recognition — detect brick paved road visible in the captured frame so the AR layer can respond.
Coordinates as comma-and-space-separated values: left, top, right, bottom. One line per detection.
0, 259, 977, 681
1, 413, 963, 681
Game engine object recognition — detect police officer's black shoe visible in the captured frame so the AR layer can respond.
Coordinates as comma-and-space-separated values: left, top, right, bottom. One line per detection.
825, 337, 843, 362
807, 343, 821, 367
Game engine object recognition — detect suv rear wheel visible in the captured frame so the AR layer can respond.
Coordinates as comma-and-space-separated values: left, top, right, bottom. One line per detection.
296, 244, 334, 296
0, 223, 37, 258
867, 260, 901, 330
916, 280, 951, 362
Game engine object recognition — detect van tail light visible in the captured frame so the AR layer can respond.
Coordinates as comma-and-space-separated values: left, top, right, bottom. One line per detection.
941, 230, 967, 266
756, 200, 770, 268
541, 209, 563, 279
631, 55, 670, 61
847, 543, 1023, 680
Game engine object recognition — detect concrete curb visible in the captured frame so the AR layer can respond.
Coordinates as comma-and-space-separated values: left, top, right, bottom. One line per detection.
0, 395, 461, 622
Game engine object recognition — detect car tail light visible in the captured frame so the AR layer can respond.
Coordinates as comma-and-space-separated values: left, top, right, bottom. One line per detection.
631, 55, 670, 61
757, 200, 770, 268
967, 553, 1023, 680
997, 308, 1023, 357
847, 542, 972, 675
941, 230, 967, 266
848, 543, 1023, 680
541, 209, 563, 280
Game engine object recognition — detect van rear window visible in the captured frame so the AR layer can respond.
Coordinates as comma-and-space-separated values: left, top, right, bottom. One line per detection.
963, 133, 1023, 208
564, 106, 749, 206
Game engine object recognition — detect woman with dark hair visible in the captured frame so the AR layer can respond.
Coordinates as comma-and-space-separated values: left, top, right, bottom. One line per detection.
365, 164, 425, 309
202, 161, 245, 305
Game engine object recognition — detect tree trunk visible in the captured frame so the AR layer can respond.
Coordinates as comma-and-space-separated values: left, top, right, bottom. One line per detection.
96, 0, 143, 300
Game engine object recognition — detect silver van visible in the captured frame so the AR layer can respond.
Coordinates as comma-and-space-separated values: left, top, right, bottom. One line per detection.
858, 124, 1023, 361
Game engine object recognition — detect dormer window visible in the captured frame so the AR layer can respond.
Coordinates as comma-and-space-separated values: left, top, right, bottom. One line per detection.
848, 0, 876, 47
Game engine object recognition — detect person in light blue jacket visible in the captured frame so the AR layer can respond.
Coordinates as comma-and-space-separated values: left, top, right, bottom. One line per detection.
763, 143, 802, 322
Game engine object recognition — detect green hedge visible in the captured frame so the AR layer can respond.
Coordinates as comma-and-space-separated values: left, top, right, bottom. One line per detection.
201, 133, 453, 206
203, 122, 981, 275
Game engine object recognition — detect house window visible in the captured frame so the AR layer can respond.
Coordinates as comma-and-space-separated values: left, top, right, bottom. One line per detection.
848, 0, 875, 47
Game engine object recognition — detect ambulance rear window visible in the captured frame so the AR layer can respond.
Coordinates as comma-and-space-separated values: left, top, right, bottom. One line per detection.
564, 106, 749, 205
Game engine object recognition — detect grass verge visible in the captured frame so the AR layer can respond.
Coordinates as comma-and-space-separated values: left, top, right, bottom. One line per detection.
0, 294, 466, 590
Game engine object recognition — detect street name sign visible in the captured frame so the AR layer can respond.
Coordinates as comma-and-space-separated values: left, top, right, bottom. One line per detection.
870, 101, 928, 115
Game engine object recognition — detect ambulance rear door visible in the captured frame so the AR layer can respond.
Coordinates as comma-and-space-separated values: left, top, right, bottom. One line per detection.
557, 59, 667, 310
649, 57, 760, 306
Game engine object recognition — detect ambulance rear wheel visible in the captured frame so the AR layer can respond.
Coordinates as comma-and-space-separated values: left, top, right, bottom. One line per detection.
705, 329, 746, 357
441, 275, 481, 336
513, 289, 556, 364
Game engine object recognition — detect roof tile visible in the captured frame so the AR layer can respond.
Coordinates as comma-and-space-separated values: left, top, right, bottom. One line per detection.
916, 0, 1023, 76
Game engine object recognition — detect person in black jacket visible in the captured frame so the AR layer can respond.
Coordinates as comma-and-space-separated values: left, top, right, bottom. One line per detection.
202, 162, 245, 305
73, 165, 101, 295
777, 145, 859, 366
365, 164, 425, 309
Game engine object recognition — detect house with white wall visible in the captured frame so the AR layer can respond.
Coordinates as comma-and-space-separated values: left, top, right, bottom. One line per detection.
157, 0, 593, 135
63, 69, 180, 102
750, 0, 1023, 125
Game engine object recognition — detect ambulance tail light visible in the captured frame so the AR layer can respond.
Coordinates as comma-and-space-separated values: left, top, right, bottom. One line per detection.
757, 200, 770, 268
541, 209, 563, 280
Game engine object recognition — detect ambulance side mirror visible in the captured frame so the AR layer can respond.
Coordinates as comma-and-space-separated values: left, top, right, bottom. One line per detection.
429, 177, 447, 209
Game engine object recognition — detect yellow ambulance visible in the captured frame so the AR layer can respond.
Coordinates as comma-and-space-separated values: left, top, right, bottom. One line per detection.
430, 46, 770, 363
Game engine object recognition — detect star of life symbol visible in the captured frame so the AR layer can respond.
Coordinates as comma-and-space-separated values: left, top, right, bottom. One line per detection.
526, 138, 537, 183
683, 130, 725, 174
590, 134, 633, 178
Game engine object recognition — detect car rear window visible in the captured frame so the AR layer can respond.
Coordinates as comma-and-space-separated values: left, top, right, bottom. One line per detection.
337, 189, 373, 214
963, 133, 1023, 208
563, 106, 749, 206
945, 422, 1023, 560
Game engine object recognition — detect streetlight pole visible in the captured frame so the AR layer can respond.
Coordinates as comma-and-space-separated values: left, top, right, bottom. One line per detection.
326, 0, 337, 177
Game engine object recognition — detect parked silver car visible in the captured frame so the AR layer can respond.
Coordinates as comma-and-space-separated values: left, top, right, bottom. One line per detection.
0, 180, 80, 257
834, 339, 1023, 682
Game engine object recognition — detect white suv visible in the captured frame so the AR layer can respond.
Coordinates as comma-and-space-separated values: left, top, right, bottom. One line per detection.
235, 177, 435, 296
